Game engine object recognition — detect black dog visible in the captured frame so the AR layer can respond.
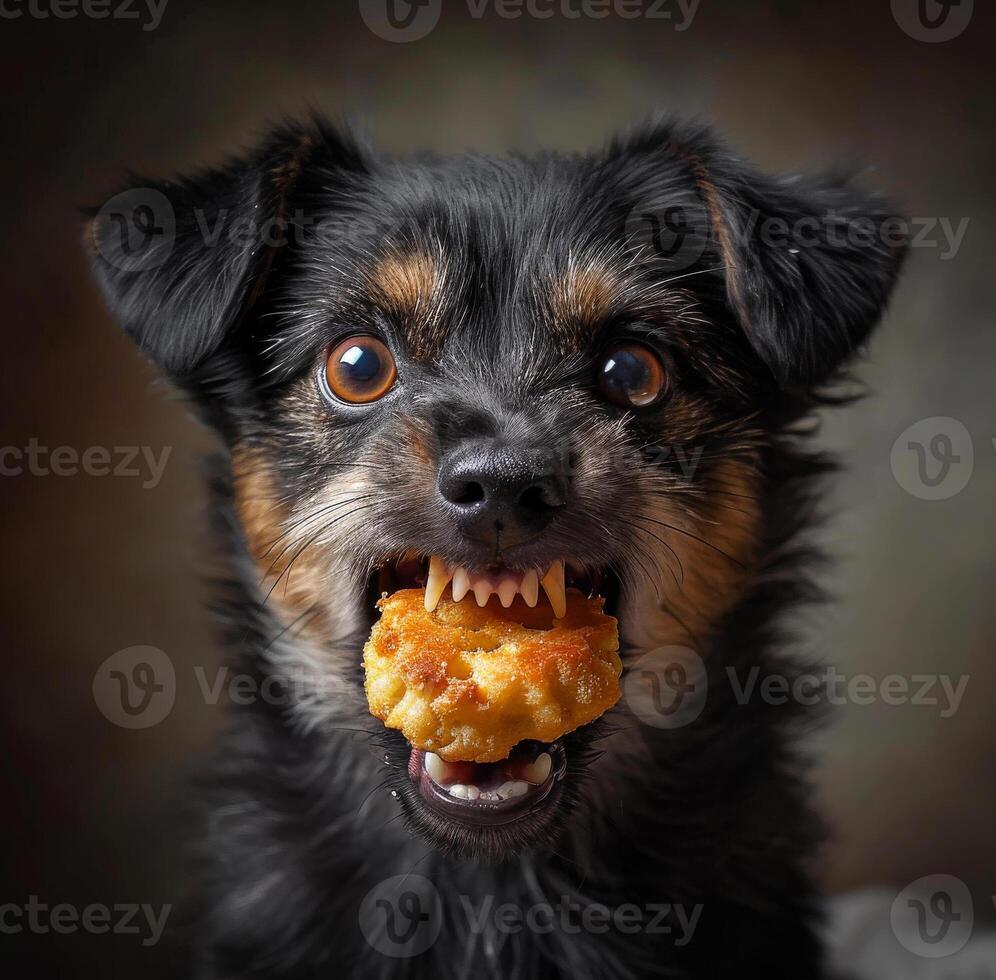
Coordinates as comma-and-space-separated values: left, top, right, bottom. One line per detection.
90, 115, 904, 979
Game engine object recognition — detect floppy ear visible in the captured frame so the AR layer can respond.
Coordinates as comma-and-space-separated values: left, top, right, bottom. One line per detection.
88, 119, 367, 381
697, 158, 908, 388
615, 121, 907, 388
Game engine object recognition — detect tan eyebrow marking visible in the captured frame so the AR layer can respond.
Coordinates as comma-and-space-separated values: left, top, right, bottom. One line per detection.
366, 250, 448, 360
546, 258, 625, 351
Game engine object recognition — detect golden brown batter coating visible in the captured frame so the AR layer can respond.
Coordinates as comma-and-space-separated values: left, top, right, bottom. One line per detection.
363, 587, 621, 762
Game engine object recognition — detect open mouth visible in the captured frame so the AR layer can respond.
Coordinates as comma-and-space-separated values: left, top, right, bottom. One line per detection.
409, 739, 568, 824
365, 555, 618, 845
367, 555, 617, 618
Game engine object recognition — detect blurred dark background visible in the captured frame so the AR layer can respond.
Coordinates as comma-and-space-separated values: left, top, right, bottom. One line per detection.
1, 0, 993, 975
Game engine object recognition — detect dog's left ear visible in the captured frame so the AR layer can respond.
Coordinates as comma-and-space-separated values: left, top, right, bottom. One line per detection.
699, 159, 908, 388
614, 121, 908, 388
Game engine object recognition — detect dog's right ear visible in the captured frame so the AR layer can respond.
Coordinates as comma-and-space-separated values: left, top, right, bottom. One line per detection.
87, 119, 367, 381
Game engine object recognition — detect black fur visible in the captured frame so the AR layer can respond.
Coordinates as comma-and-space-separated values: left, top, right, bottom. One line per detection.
90, 115, 905, 979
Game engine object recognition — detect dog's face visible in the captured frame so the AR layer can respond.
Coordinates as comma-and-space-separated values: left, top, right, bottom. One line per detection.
91, 119, 904, 861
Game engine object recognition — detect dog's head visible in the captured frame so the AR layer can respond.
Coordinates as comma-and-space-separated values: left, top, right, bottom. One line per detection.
90, 117, 904, 861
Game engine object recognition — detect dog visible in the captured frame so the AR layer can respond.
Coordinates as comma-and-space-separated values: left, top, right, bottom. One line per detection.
89, 115, 905, 979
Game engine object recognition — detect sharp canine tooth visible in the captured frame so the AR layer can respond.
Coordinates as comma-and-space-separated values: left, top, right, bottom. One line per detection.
452, 567, 471, 602
424, 752, 447, 784
424, 557, 453, 612
540, 560, 567, 618
473, 578, 492, 606
521, 569, 539, 607
523, 752, 552, 784
497, 577, 518, 607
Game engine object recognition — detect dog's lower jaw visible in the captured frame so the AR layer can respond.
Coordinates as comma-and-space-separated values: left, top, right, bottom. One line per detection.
200, 465, 827, 978
201, 598, 824, 980
197, 668, 826, 980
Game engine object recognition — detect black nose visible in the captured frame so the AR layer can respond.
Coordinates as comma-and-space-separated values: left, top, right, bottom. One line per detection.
437, 441, 570, 547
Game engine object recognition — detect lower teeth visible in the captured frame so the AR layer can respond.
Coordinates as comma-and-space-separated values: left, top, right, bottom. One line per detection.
448, 780, 529, 801
424, 749, 554, 802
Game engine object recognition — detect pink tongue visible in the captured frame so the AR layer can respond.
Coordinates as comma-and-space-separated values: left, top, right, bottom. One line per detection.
437, 760, 480, 784
432, 758, 529, 791
424, 744, 549, 790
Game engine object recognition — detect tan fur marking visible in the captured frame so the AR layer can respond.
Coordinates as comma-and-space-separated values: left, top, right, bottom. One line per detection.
367, 251, 446, 359
638, 458, 762, 650
401, 417, 437, 467
231, 447, 331, 642
689, 159, 752, 330
654, 134, 752, 334
548, 259, 624, 349
245, 133, 317, 318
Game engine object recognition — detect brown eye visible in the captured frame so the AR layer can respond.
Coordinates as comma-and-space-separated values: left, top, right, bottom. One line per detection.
324, 335, 397, 404
597, 342, 667, 408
